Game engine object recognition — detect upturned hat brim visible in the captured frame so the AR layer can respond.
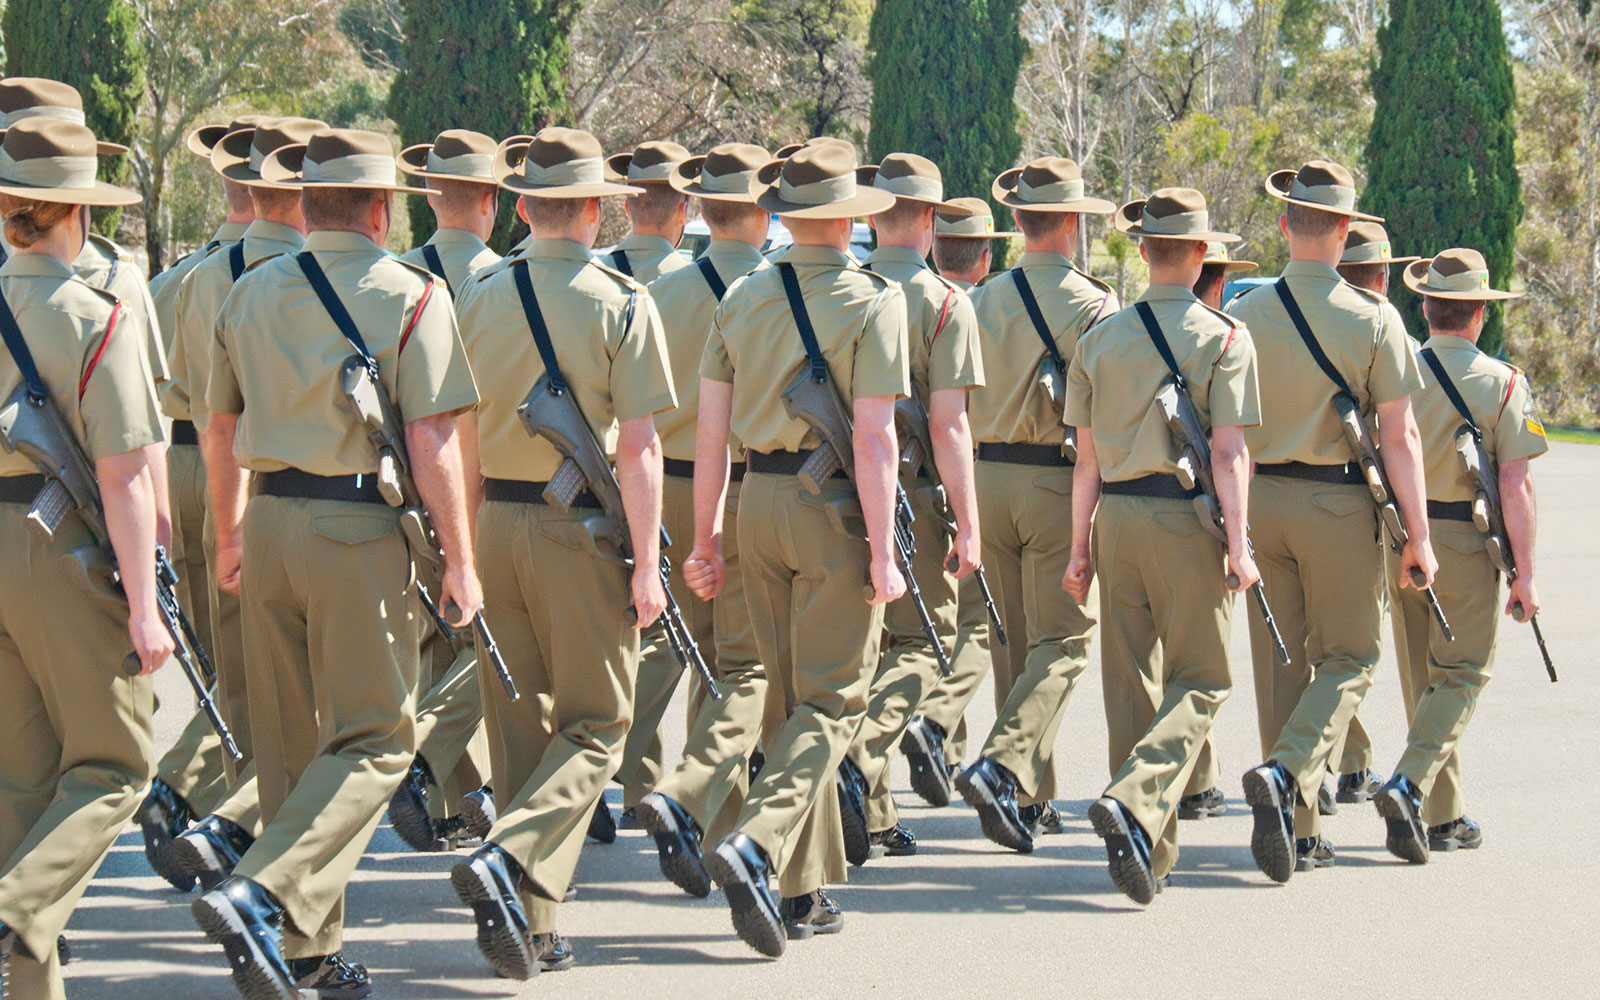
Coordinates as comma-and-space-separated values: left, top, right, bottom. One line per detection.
856, 164, 967, 212
492, 143, 642, 198
1264, 169, 1383, 221
604, 152, 678, 186
259, 144, 436, 196
1402, 258, 1521, 300
0, 127, 124, 158
398, 143, 499, 185
0, 177, 140, 207
990, 167, 1114, 214
186, 125, 228, 158
751, 162, 894, 219
1114, 200, 1239, 243
668, 155, 760, 203
213, 133, 299, 190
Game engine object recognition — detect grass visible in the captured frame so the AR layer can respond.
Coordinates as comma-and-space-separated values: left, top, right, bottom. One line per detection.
1548, 426, 1600, 444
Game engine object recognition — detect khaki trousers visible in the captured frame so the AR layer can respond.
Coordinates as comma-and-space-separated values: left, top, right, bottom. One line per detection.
412, 549, 488, 817
1096, 496, 1232, 879
1185, 709, 1372, 798
476, 499, 638, 935
203, 500, 261, 832
232, 495, 420, 958
973, 459, 1097, 804
617, 474, 716, 808
733, 473, 881, 898
0, 507, 155, 996
850, 480, 957, 832
918, 573, 1006, 762
1387, 520, 1499, 826
1246, 475, 1383, 839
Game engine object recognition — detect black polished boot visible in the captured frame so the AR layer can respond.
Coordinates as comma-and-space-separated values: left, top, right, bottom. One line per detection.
288, 952, 372, 998
836, 757, 871, 867
780, 890, 843, 940
868, 823, 917, 857
900, 716, 953, 807
1336, 768, 1383, 804
386, 757, 441, 852
1242, 760, 1297, 883
1428, 816, 1482, 852
1374, 774, 1429, 864
460, 785, 496, 841
1089, 797, 1157, 904
451, 843, 536, 980
1178, 786, 1226, 820
1295, 835, 1336, 871
191, 876, 296, 1000
638, 792, 711, 897
705, 833, 784, 958
587, 797, 618, 845
956, 757, 1033, 853
139, 777, 197, 891
175, 815, 256, 892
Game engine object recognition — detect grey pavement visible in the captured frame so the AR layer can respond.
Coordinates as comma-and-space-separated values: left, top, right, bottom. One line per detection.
60, 442, 1598, 998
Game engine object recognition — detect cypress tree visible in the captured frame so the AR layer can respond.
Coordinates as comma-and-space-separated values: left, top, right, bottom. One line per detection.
388, 0, 582, 252
866, 0, 1024, 233
2, 0, 146, 238
1363, 0, 1522, 353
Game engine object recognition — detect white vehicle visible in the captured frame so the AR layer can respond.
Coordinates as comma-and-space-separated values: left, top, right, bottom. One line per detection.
674, 217, 874, 263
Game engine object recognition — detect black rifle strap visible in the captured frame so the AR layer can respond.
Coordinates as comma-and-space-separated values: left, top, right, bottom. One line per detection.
228, 241, 247, 283
609, 249, 632, 278
296, 253, 377, 375
777, 262, 828, 383
696, 256, 727, 301
1274, 278, 1353, 398
0, 288, 47, 403
203, 239, 221, 255
420, 244, 453, 298
512, 261, 569, 394
1133, 302, 1186, 390
1012, 269, 1065, 369
0, 240, 9, 264
1420, 347, 1480, 437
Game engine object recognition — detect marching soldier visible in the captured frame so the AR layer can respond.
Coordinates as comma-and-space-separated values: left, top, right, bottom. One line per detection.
1063, 189, 1260, 902
163, 118, 325, 894
636, 143, 774, 897
385, 128, 504, 852
0, 117, 174, 1000
1227, 161, 1435, 880
1374, 249, 1546, 862
193, 128, 480, 999
449, 127, 673, 980
903, 196, 1018, 807
843, 154, 982, 860
687, 140, 908, 955
954, 158, 1117, 853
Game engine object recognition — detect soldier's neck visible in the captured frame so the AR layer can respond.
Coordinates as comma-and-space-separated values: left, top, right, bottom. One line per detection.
434, 209, 492, 242
1287, 237, 1344, 267
1023, 235, 1075, 258
1432, 326, 1482, 347
625, 224, 682, 245
16, 215, 86, 267
872, 222, 931, 259
945, 266, 987, 286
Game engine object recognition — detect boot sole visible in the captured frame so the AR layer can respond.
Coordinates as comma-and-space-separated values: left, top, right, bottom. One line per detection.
587, 801, 617, 845
901, 725, 952, 808
1088, 800, 1156, 905
1178, 801, 1226, 820
1428, 833, 1482, 853
459, 795, 495, 842
1336, 787, 1376, 805
139, 801, 196, 892
191, 893, 297, 1000
1295, 850, 1336, 872
784, 915, 844, 940
449, 863, 536, 981
637, 796, 711, 899
705, 843, 785, 958
836, 779, 872, 867
387, 785, 445, 854
174, 834, 236, 894
1242, 768, 1295, 884
955, 770, 1033, 854
1374, 790, 1430, 864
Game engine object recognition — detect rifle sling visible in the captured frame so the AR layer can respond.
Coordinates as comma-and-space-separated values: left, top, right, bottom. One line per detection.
297, 253, 378, 374
1419, 347, 1480, 437
1133, 302, 1186, 389
696, 256, 727, 301
609, 250, 632, 278
1274, 278, 1353, 397
420, 244, 453, 298
512, 261, 569, 393
777, 262, 830, 384
0, 288, 48, 403
228, 241, 247, 283
1012, 269, 1066, 370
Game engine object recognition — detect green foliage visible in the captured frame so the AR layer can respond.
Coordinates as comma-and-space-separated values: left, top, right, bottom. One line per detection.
1363, 0, 1522, 353
2, 0, 146, 237
736, 0, 871, 140
388, 0, 582, 250
866, 0, 1024, 232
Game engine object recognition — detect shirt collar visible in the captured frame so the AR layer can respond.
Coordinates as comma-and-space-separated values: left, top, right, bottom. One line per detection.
780, 244, 854, 267
1140, 284, 1200, 304
524, 238, 595, 263
1282, 259, 1343, 282
1423, 333, 1481, 355
1018, 250, 1073, 270
707, 239, 766, 270
0, 252, 74, 280
617, 233, 678, 254
302, 230, 383, 254
866, 245, 929, 270
243, 220, 305, 248
215, 221, 250, 243
428, 228, 489, 251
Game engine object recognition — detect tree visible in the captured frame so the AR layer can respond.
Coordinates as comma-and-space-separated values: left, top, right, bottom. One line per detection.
389, 0, 583, 250
736, 0, 872, 141
1363, 0, 1523, 353
3, 0, 146, 237
867, 0, 1024, 241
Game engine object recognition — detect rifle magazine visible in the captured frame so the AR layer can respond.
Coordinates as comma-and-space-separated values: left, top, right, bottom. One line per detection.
25, 477, 73, 540
798, 446, 842, 494
544, 459, 588, 510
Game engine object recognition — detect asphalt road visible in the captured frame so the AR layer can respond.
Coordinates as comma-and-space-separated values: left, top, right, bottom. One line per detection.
61, 442, 1596, 999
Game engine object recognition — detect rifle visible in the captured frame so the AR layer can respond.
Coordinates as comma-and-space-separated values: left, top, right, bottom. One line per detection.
0, 380, 241, 761
893, 394, 1007, 647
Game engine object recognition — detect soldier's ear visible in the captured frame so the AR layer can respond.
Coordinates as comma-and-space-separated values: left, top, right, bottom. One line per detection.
1138, 240, 1151, 265
516, 197, 531, 225
1278, 214, 1291, 241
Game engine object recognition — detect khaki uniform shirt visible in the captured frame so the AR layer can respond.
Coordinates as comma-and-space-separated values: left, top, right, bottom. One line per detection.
605, 233, 689, 287
456, 233, 534, 314
457, 238, 675, 482
398, 228, 500, 301
967, 251, 1118, 446
150, 221, 249, 345
701, 244, 909, 454
863, 245, 983, 404
168, 220, 305, 429
0, 254, 164, 476
66, 235, 170, 386
208, 230, 478, 474
650, 238, 767, 463
1414, 334, 1547, 502
1066, 284, 1260, 482
1227, 260, 1422, 464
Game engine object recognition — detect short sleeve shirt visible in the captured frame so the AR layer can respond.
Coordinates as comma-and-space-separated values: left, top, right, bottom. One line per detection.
153, 222, 247, 420
700, 244, 909, 454
398, 228, 501, 301
1414, 334, 1548, 501
863, 245, 983, 404
1227, 260, 1423, 464
72, 235, 170, 385
605, 233, 689, 286
1067, 284, 1259, 482
208, 230, 478, 475
456, 238, 676, 482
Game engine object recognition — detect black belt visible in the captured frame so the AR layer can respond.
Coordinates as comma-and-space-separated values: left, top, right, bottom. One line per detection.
0, 473, 45, 504
256, 469, 387, 504
746, 449, 846, 479
483, 477, 602, 508
1256, 461, 1364, 485
170, 420, 199, 447
1427, 499, 1474, 523
1101, 475, 1199, 500
662, 457, 747, 483
976, 442, 1073, 467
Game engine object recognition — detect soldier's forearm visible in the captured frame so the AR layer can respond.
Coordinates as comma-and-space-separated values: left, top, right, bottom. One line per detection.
929, 395, 978, 536
852, 400, 900, 564
1377, 398, 1430, 544
617, 416, 664, 569
407, 413, 475, 571
1212, 427, 1252, 558
201, 413, 249, 546
692, 378, 733, 548
97, 450, 161, 620
1070, 428, 1100, 558
1500, 458, 1537, 581
455, 411, 483, 542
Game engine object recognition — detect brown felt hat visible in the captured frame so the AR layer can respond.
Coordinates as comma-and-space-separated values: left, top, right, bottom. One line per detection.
1402, 248, 1521, 301
1264, 160, 1382, 221
1339, 220, 1418, 266
991, 157, 1113, 214
749, 140, 893, 219
0, 118, 139, 206
775, 138, 852, 159
669, 143, 771, 203
935, 196, 1018, 239
605, 140, 693, 187
1202, 240, 1257, 273
187, 114, 276, 159
211, 118, 329, 189
0, 77, 127, 156
494, 127, 643, 199
1115, 188, 1239, 243
259, 128, 435, 195
399, 129, 499, 185
857, 152, 969, 213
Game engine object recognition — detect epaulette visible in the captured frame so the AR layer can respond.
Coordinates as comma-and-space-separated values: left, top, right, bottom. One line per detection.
924, 268, 962, 295
389, 252, 445, 289
1198, 300, 1244, 329
586, 258, 649, 293
975, 270, 1006, 288
852, 263, 894, 290
64, 272, 125, 312
87, 233, 136, 264
1068, 264, 1114, 295
238, 252, 283, 276
1347, 283, 1387, 305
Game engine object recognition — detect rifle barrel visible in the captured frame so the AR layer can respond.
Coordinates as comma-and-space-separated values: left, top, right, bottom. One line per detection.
895, 532, 952, 677
974, 567, 1008, 647
1530, 615, 1558, 683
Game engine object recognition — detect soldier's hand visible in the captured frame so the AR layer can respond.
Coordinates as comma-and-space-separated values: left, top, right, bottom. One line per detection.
683, 541, 725, 600
1227, 549, 1261, 593
1062, 550, 1094, 605
944, 527, 980, 580
631, 565, 667, 628
128, 608, 175, 676
868, 555, 906, 606
214, 538, 244, 595
439, 563, 484, 628
1399, 538, 1439, 591
1506, 575, 1539, 621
